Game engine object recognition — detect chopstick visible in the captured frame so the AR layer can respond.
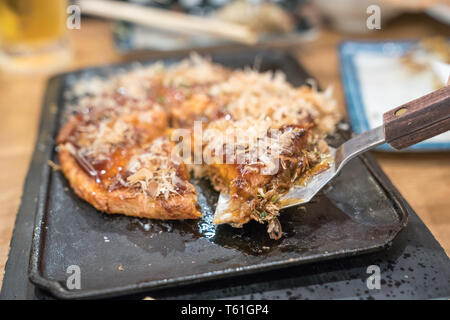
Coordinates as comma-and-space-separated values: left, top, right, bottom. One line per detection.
77, 0, 259, 45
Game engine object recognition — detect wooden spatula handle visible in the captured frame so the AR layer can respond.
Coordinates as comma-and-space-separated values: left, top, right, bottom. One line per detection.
383, 85, 450, 150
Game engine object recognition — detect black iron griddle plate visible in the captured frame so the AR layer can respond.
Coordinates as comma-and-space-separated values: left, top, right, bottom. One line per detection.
29, 50, 408, 299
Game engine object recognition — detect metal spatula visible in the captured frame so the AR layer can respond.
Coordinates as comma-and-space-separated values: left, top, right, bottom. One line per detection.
215, 83, 450, 217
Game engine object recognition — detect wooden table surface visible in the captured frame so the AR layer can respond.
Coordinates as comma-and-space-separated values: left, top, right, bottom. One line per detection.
0, 14, 449, 290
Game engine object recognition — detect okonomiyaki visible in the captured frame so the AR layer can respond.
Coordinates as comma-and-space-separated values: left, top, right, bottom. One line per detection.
57, 54, 340, 238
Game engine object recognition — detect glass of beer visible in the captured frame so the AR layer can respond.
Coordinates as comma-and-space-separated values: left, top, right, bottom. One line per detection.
0, 0, 71, 73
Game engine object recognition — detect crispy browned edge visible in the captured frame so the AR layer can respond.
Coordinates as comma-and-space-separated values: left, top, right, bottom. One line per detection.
58, 146, 201, 220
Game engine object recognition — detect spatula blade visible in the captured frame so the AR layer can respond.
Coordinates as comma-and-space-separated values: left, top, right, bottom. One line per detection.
279, 164, 335, 208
